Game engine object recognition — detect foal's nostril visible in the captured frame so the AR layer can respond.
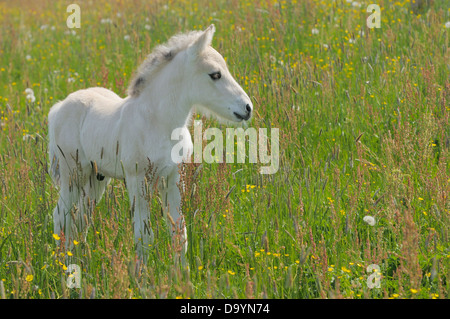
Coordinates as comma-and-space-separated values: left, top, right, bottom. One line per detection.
245, 104, 252, 114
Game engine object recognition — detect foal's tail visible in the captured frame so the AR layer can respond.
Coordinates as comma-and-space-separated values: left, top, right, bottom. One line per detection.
48, 101, 63, 187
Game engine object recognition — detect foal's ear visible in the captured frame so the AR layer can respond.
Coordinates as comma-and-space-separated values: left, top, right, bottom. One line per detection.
187, 24, 215, 58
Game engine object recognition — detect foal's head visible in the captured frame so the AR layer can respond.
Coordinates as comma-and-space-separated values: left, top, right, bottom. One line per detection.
129, 25, 252, 123
185, 25, 253, 123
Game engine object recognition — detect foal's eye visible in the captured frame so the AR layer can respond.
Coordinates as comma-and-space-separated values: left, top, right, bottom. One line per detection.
209, 71, 221, 80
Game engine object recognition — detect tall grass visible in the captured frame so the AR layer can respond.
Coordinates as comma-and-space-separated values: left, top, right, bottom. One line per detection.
0, 0, 449, 299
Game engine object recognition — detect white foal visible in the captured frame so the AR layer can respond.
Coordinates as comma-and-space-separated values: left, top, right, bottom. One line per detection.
48, 25, 252, 264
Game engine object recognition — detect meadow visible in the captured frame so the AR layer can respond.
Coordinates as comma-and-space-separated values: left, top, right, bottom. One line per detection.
0, 0, 449, 299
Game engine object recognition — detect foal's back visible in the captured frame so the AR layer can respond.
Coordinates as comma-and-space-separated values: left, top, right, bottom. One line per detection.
49, 87, 122, 121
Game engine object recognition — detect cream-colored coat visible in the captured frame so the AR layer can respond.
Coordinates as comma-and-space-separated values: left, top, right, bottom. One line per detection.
48, 25, 252, 264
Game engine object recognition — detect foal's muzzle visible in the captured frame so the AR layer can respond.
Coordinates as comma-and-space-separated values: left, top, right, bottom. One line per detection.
234, 104, 252, 121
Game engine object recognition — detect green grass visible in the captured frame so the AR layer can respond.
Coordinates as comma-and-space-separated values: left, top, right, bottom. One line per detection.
0, 0, 449, 299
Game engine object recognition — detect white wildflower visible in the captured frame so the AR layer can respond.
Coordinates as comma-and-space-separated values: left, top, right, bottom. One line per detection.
363, 216, 376, 226
23, 134, 35, 141
445, 21, 450, 29
25, 88, 36, 103
311, 28, 319, 35
26, 95, 36, 103
100, 18, 112, 24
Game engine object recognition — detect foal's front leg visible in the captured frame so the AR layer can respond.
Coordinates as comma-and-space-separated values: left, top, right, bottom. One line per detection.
159, 170, 188, 267
126, 175, 154, 259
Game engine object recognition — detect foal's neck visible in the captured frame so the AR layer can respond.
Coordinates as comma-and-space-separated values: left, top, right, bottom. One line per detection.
131, 71, 193, 135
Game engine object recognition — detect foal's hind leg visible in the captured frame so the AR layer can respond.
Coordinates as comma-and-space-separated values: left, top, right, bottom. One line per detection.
53, 184, 77, 246
53, 165, 109, 248
53, 174, 83, 248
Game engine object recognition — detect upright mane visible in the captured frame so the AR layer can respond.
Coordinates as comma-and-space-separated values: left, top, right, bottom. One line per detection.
128, 30, 205, 97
